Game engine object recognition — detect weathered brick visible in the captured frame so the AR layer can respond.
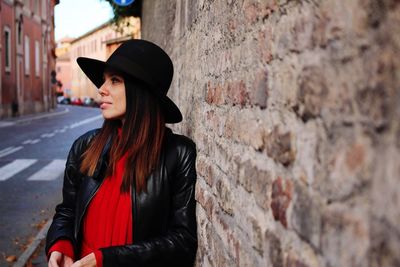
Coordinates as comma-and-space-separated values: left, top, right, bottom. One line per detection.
265, 126, 296, 166
195, 185, 214, 220
250, 217, 263, 255
264, 231, 283, 267
285, 253, 310, 267
321, 204, 369, 267
216, 178, 234, 215
196, 157, 214, 186
238, 159, 272, 210
345, 143, 365, 172
226, 80, 249, 107
205, 81, 225, 105
355, 84, 390, 131
291, 181, 322, 248
251, 69, 269, 109
294, 66, 328, 122
258, 28, 274, 63
271, 176, 293, 228
225, 110, 265, 150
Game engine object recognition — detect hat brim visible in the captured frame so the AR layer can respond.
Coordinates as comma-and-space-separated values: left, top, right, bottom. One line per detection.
77, 57, 182, 123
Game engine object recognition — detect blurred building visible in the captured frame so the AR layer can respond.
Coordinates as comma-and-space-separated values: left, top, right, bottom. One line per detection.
68, 17, 140, 100
0, 0, 59, 118
55, 37, 74, 97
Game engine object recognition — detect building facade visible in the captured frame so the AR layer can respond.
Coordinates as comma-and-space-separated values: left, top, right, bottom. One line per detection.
0, 0, 58, 118
55, 37, 73, 97
67, 17, 140, 100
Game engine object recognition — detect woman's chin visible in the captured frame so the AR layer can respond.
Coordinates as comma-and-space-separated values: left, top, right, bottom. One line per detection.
102, 111, 125, 120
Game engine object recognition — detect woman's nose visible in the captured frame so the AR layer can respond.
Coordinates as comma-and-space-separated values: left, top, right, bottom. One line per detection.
98, 83, 109, 96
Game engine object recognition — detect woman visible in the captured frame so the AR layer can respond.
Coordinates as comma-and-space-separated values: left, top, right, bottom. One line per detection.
46, 39, 198, 267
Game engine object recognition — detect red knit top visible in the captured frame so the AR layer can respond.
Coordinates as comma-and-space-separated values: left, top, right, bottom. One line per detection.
49, 152, 133, 267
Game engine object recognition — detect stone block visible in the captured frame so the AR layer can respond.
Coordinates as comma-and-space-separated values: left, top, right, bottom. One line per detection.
321, 203, 369, 267
355, 84, 390, 131
251, 68, 269, 109
238, 159, 272, 210
291, 181, 322, 249
226, 80, 249, 107
271, 176, 293, 228
294, 66, 328, 122
226, 110, 265, 150
265, 126, 296, 166
216, 178, 234, 215
264, 231, 283, 267
205, 81, 225, 106
195, 184, 214, 221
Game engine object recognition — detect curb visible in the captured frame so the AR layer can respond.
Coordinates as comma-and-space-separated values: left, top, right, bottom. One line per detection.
12, 219, 52, 267
0, 107, 69, 128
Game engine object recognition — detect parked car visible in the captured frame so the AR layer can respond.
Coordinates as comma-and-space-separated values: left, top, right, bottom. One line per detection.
83, 97, 99, 108
58, 97, 71, 105
71, 97, 83, 106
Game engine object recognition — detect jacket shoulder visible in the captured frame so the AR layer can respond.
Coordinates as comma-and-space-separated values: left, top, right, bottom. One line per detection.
165, 129, 196, 154
69, 128, 101, 159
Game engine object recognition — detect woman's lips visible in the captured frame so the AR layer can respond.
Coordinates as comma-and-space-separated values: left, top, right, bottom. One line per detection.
100, 102, 112, 109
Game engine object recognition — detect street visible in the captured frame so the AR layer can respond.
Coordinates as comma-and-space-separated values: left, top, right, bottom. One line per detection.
0, 105, 103, 266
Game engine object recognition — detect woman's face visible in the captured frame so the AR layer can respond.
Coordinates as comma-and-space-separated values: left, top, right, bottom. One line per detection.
98, 71, 126, 120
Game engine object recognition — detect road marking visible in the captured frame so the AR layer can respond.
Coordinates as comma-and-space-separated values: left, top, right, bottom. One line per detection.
41, 133, 55, 138
69, 115, 103, 129
0, 147, 14, 154
27, 159, 66, 181
0, 146, 23, 158
0, 159, 37, 181
22, 139, 41, 145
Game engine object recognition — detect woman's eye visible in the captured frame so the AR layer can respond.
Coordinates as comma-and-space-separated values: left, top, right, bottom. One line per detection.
111, 77, 120, 84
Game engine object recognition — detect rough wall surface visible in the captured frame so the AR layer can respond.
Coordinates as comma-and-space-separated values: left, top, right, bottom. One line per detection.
141, 1, 400, 266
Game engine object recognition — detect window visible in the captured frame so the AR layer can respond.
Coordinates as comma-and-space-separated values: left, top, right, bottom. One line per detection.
17, 18, 22, 45
34, 0, 40, 15
4, 26, 11, 72
43, 37, 46, 57
41, 0, 47, 19
24, 0, 30, 9
24, 35, 30, 75
35, 40, 40, 77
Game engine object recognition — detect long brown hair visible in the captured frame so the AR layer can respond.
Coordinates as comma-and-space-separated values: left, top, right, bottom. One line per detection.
80, 76, 166, 193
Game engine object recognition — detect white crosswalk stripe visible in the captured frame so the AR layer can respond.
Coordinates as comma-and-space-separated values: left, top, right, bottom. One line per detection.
27, 159, 66, 181
0, 159, 66, 182
0, 146, 23, 158
0, 159, 38, 181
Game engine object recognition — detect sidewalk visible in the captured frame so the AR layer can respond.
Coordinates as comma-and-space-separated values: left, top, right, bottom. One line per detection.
26, 239, 47, 267
10, 219, 51, 267
0, 106, 69, 128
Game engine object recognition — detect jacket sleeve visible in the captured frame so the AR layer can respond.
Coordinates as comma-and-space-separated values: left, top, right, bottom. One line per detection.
45, 139, 81, 255
100, 141, 198, 267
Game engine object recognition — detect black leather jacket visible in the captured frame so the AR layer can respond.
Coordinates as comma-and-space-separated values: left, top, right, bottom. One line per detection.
45, 128, 198, 267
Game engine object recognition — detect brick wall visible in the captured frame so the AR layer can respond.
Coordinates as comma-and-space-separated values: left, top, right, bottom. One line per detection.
142, 1, 400, 266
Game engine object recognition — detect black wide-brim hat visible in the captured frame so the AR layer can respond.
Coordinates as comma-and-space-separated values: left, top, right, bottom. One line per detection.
77, 39, 182, 123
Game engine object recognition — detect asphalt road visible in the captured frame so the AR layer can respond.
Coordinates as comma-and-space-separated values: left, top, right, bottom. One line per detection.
0, 105, 103, 266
